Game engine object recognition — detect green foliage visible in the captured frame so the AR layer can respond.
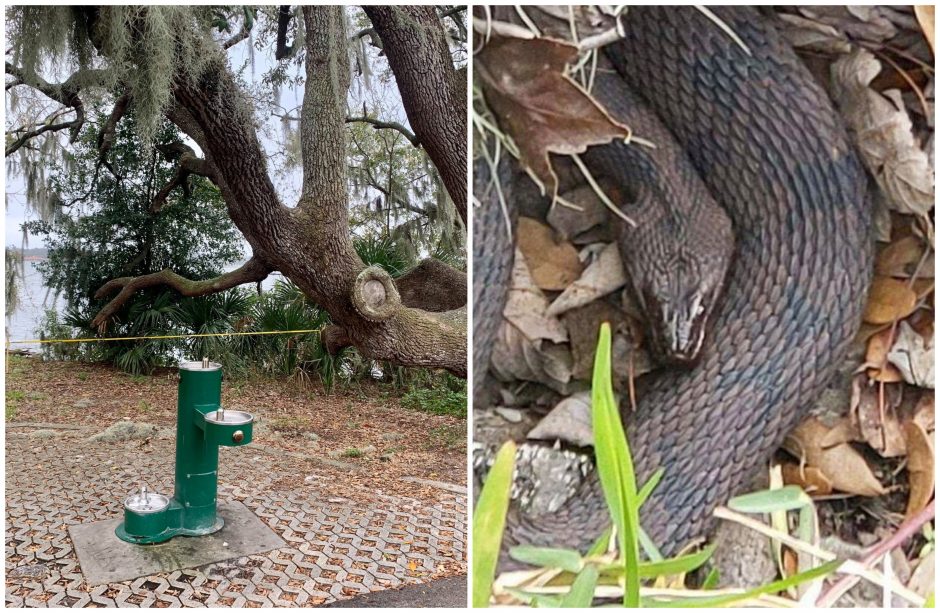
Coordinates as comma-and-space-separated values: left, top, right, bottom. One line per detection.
354, 235, 410, 277
25, 106, 243, 374
400, 376, 467, 417
6, 390, 25, 419
591, 322, 641, 606
345, 88, 465, 267
472, 322, 841, 607
473, 441, 516, 608
27, 110, 242, 311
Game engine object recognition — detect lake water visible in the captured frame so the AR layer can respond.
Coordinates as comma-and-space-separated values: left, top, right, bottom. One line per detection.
5, 261, 282, 353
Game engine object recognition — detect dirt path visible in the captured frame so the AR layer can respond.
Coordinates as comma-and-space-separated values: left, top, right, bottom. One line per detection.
5, 356, 466, 503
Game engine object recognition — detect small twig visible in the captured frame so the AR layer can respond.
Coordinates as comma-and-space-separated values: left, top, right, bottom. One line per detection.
513, 5, 542, 37
715, 506, 926, 606
871, 47, 931, 121
578, 26, 627, 52
694, 6, 752, 56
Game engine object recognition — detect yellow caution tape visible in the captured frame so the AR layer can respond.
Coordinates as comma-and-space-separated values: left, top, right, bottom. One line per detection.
6, 328, 323, 345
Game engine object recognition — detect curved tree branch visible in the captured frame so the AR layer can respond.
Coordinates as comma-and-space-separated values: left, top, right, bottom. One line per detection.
6, 117, 79, 156
362, 6, 468, 224
5, 63, 111, 152
91, 256, 272, 331
150, 143, 218, 212
345, 115, 420, 147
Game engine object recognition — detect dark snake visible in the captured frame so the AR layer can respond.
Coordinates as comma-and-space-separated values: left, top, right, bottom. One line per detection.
473, 6, 872, 559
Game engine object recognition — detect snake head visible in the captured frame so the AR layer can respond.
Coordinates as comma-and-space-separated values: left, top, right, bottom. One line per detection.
631, 246, 730, 366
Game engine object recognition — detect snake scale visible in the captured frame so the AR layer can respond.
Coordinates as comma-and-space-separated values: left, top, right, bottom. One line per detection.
474, 6, 872, 559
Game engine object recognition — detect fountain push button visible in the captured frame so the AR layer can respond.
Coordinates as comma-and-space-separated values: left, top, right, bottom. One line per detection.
203, 409, 254, 447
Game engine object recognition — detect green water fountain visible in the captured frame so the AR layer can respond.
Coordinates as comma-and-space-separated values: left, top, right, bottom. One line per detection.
116, 359, 254, 544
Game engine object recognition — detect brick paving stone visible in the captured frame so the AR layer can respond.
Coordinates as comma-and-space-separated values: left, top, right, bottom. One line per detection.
5, 430, 466, 607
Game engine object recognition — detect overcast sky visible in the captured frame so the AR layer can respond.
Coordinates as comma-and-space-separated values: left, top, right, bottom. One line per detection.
4, 7, 416, 249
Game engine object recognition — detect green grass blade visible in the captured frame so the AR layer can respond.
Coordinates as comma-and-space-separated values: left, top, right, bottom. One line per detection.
728, 485, 812, 513
638, 527, 664, 562
561, 565, 600, 607
601, 544, 715, 579
924, 592, 934, 608
509, 546, 583, 573
587, 525, 612, 557
637, 468, 664, 507
701, 568, 720, 589
591, 322, 641, 607
642, 559, 842, 607
638, 544, 715, 578
472, 441, 516, 607
505, 588, 563, 608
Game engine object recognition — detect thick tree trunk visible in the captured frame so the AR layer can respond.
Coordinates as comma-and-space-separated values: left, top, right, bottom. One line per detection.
363, 6, 468, 224
88, 6, 468, 376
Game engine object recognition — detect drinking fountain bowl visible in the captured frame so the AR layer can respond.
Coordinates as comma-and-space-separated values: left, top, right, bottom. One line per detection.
203, 409, 254, 447
122, 488, 171, 538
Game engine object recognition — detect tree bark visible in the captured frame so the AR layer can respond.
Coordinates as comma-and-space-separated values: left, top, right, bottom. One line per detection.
363, 6, 467, 224
91, 257, 273, 331
167, 6, 466, 374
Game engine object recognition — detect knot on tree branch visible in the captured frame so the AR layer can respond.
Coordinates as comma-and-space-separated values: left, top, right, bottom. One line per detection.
352, 266, 401, 321
321, 325, 351, 356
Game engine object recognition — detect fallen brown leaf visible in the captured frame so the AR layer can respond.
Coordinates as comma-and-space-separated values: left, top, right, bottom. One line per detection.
902, 420, 934, 519
785, 417, 887, 496
476, 34, 631, 198
517, 217, 583, 291
855, 382, 907, 458
914, 5, 935, 53
912, 392, 934, 432
546, 242, 626, 316
503, 245, 569, 343
863, 276, 918, 324
864, 326, 904, 382
818, 416, 862, 447
887, 321, 935, 389
875, 235, 926, 278
831, 49, 934, 217
781, 462, 834, 495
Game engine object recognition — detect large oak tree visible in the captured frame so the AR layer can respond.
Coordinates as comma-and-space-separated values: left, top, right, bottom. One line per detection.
5, 6, 468, 375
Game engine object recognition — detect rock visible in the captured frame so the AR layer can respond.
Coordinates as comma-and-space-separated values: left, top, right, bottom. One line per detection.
381, 432, 404, 441
28, 429, 57, 439
8, 564, 50, 580
88, 422, 159, 443
303, 432, 320, 442
360, 445, 377, 454
706, 521, 778, 589
73, 398, 94, 409
494, 407, 523, 423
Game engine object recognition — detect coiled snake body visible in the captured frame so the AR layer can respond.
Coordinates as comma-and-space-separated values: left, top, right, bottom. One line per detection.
474, 7, 872, 558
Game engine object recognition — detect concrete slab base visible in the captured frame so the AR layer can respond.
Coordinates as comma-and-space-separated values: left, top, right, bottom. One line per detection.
68, 500, 285, 585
